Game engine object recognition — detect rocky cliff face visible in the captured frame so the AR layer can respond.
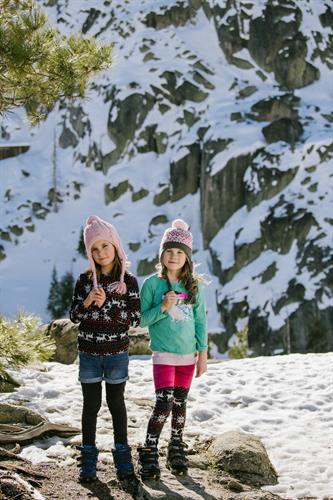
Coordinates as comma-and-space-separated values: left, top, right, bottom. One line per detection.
1, 0, 332, 356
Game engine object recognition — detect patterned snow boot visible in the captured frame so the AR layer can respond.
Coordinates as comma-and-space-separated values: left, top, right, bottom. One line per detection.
166, 440, 188, 475
137, 445, 160, 480
76, 445, 99, 482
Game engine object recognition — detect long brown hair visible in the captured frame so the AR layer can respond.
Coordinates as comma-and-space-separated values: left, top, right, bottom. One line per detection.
87, 249, 126, 282
156, 252, 204, 304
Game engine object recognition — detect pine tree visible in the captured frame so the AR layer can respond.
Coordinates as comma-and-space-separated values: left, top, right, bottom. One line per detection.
47, 266, 62, 319
59, 271, 74, 317
77, 229, 86, 257
47, 267, 75, 319
0, 0, 113, 123
50, 129, 60, 212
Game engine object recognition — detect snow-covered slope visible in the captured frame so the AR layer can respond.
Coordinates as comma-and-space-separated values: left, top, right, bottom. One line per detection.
1, 0, 332, 354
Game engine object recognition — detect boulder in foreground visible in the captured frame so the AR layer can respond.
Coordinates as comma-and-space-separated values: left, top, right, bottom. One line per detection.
207, 431, 278, 486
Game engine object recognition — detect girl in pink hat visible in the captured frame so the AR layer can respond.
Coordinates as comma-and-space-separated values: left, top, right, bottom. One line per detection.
70, 215, 140, 487
138, 219, 208, 480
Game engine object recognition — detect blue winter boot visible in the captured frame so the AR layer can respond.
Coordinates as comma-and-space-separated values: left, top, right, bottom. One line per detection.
112, 443, 135, 480
112, 443, 142, 495
76, 445, 99, 482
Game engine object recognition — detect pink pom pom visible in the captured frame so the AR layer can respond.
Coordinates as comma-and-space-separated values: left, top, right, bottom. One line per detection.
111, 281, 127, 295
86, 215, 100, 225
172, 219, 189, 231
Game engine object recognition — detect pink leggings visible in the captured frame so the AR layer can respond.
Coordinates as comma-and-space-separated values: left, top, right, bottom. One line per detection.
153, 364, 195, 390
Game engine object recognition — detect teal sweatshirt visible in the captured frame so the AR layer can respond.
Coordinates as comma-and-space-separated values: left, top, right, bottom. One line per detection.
140, 274, 208, 355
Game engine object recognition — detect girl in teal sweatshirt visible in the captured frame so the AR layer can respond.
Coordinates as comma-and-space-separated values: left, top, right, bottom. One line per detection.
138, 219, 208, 479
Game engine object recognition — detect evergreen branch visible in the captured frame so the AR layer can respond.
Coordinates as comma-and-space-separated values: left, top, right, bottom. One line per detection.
0, 0, 113, 122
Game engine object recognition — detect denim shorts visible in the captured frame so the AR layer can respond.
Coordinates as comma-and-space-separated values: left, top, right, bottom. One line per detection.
78, 351, 129, 384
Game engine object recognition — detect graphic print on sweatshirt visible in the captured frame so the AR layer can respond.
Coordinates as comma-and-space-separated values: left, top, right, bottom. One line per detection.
163, 292, 192, 322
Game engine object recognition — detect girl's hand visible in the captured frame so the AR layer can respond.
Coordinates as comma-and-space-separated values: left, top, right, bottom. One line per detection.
161, 291, 178, 312
83, 287, 106, 309
93, 287, 106, 308
195, 350, 208, 378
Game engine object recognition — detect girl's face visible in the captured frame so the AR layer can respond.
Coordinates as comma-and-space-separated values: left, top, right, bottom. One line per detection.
91, 239, 116, 272
162, 248, 187, 275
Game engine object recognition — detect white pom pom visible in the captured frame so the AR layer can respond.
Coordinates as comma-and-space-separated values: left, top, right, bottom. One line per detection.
172, 219, 189, 231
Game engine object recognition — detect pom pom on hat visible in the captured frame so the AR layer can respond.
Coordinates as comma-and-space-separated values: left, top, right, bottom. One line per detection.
159, 218, 193, 260
171, 219, 189, 231
83, 215, 127, 293
86, 215, 99, 225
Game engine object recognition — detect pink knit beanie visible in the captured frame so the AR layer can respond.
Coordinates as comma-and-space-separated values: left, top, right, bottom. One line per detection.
159, 219, 193, 261
83, 215, 127, 294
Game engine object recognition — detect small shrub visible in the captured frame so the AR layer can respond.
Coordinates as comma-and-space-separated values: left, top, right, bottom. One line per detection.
0, 312, 55, 372
228, 326, 249, 359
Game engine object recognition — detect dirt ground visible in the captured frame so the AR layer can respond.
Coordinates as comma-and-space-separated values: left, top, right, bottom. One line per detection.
0, 455, 286, 500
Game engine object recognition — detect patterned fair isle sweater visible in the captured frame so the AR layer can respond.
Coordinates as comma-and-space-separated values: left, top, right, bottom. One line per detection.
69, 271, 140, 355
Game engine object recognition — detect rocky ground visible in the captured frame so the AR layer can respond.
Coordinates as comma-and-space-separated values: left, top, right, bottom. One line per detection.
0, 399, 296, 500
0, 452, 284, 500
1, 379, 326, 500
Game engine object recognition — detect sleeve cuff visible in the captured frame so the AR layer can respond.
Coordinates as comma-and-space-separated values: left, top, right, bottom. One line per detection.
160, 306, 168, 316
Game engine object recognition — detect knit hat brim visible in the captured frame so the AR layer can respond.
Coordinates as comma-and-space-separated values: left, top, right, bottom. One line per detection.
160, 241, 192, 262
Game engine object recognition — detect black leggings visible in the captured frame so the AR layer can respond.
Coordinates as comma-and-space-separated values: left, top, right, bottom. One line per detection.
81, 381, 127, 446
